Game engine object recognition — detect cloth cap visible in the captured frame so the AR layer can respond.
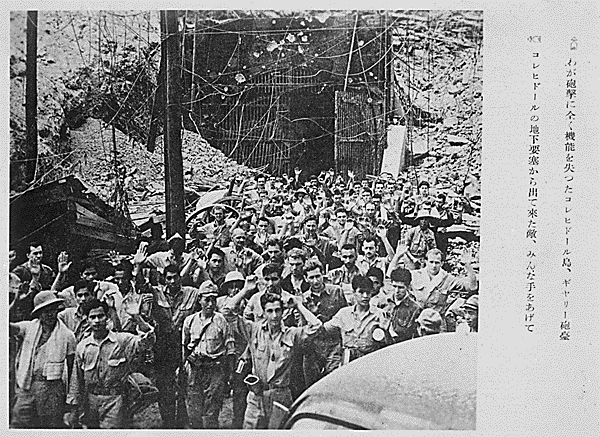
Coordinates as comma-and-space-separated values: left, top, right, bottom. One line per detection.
462, 294, 479, 311
222, 271, 245, 288
31, 290, 64, 315
417, 308, 443, 332
199, 280, 219, 297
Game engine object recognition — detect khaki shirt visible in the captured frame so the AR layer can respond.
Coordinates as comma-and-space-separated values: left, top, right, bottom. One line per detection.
323, 304, 389, 353
67, 327, 155, 406
181, 311, 235, 360
241, 318, 322, 388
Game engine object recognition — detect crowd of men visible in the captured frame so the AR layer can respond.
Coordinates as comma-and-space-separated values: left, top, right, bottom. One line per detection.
8, 168, 480, 429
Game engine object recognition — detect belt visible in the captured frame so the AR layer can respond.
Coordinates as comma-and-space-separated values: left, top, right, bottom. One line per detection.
264, 384, 289, 391
89, 386, 124, 396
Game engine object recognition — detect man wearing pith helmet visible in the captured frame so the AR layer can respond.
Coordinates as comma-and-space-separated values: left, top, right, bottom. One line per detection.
9, 290, 76, 428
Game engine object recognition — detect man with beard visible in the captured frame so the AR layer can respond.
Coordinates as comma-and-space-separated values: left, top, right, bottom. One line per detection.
182, 281, 236, 428
10, 290, 76, 428
66, 299, 155, 429
323, 275, 390, 365
356, 234, 394, 275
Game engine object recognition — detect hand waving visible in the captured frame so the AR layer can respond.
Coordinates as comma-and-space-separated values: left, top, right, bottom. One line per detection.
57, 251, 72, 274
132, 242, 148, 266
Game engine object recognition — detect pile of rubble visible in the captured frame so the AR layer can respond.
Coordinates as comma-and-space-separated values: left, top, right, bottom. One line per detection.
70, 118, 257, 222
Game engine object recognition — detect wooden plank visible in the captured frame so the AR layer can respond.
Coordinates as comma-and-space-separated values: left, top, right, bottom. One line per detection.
69, 223, 131, 246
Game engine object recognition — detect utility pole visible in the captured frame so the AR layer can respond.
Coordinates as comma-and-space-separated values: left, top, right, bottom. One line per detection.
161, 10, 186, 238
24, 11, 38, 184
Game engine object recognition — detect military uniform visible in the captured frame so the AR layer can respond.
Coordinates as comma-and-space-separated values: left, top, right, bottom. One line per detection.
302, 284, 347, 382
323, 304, 389, 363
11, 319, 76, 428
181, 311, 235, 428
67, 327, 155, 428
238, 317, 322, 429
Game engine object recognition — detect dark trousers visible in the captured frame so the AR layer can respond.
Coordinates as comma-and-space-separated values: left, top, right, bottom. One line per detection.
230, 370, 248, 428
10, 380, 65, 429
186, 361, 227, 429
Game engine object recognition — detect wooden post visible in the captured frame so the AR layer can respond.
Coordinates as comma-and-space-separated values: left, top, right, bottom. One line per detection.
24, 11, 38, 184
162, 10, 186, 238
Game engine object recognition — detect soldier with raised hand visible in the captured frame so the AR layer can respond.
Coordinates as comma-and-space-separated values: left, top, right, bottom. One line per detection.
66, 298, 155, 429
223, 287, 322, 429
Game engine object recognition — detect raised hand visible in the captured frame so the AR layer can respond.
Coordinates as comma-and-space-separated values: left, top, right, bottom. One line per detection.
460, 248, 474, 265
104, 293, 115, 309
132, 242, 148, 266
244, 274, 258, 291
124, 298, 141, 317
108, 250, 122, 267
375, 224, 388, 239
57, 251, 72, 274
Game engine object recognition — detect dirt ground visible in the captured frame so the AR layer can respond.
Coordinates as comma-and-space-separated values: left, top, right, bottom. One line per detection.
132, 397, 235, 429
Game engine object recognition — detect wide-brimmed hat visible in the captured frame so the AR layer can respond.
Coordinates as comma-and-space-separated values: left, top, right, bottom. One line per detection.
222, 271, 245, 289
417, 308, 443, 333
295, 188, 308, 196
32, 290, 64, 315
